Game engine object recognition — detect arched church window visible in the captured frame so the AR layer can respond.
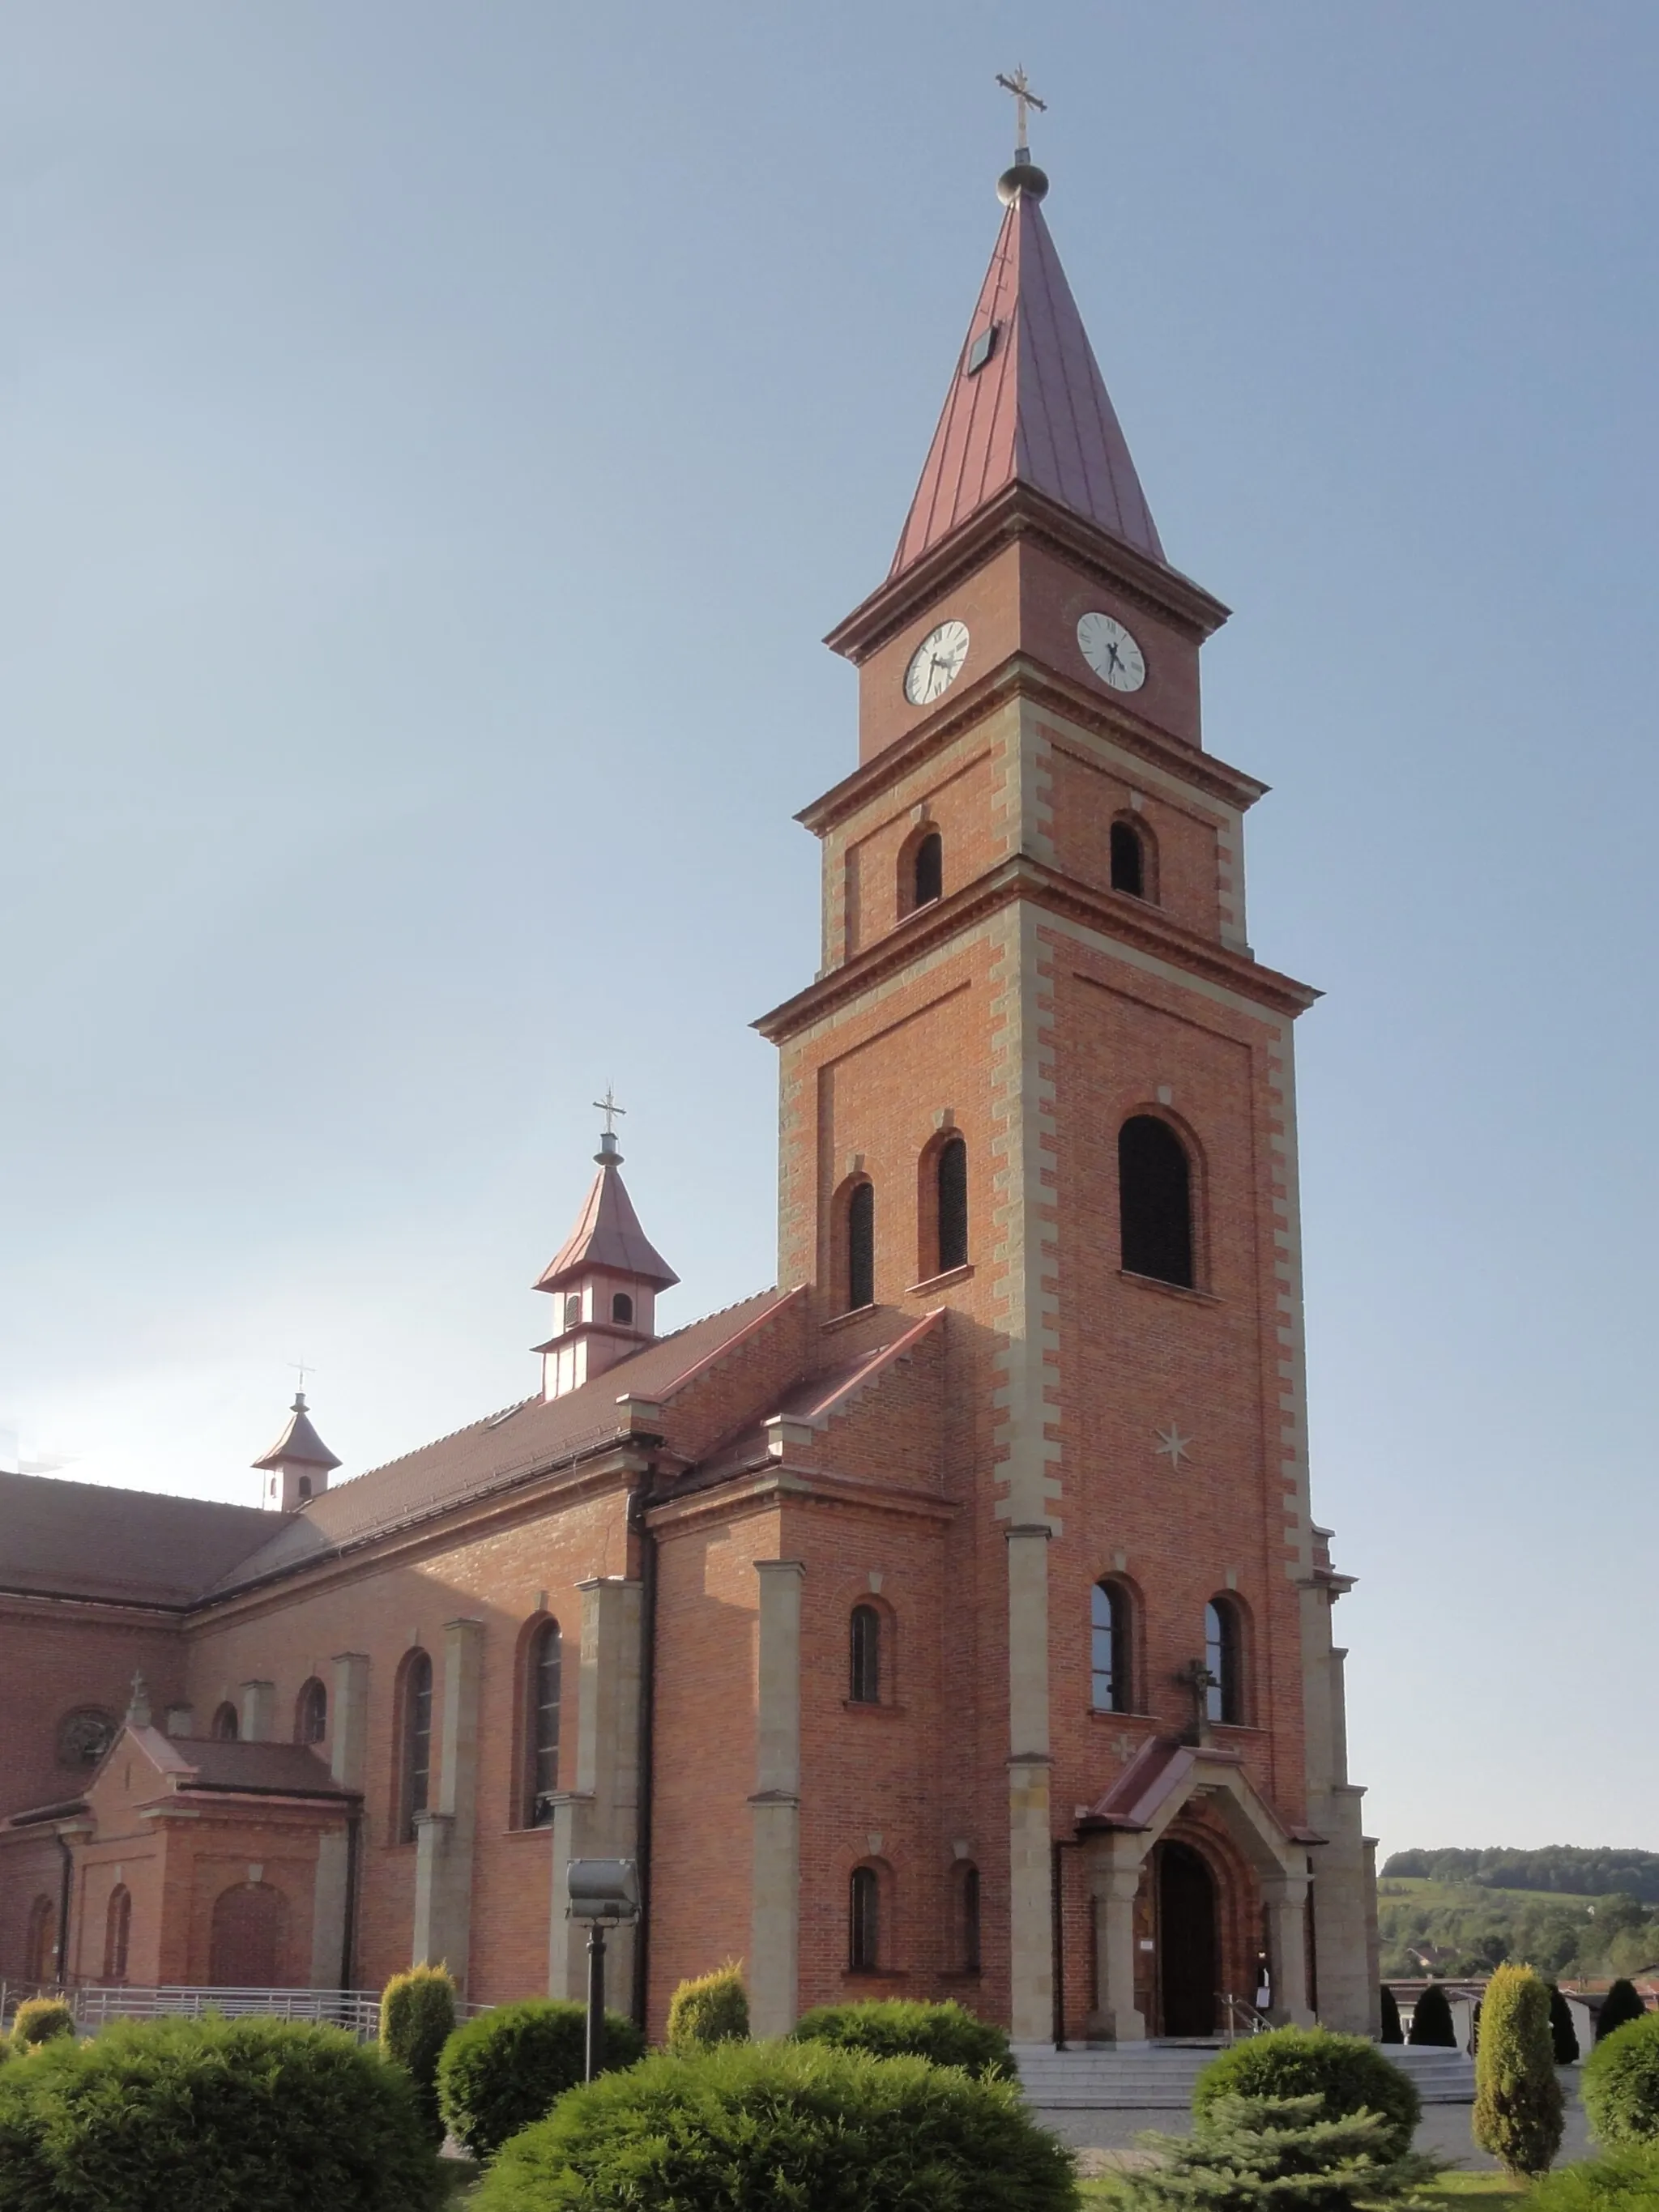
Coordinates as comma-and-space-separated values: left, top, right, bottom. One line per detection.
104, 1884, 131, 1982
846, 1181, 875, 1311
527, 1617, 562, 1826
1205, 1598, 1243, 1726
935, 1135, 968, 1273
296, 1677, 327, 1745
1119, 1115, 1194, 1288
849, 1865, 881, 1971
611, 1291, 634, 1326
563, 1293, 582, 1331
297, 1474, 313, 1502
1091, 1579, 1133, 1713
913, 829, 943, 909
849, 1605, 881, 1704
210, 1702, 239, 1742
1110, 819, 1146, 897
398, 1650, 433, 1842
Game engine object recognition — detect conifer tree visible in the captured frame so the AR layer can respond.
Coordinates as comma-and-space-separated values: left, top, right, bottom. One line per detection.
1598, 1980, 1648, 2041
1548, 1984, 1580, 2065
1120, 2092, 1441, 2210
1379, 1986, 1403, 2044
380, 1963, 458, 2146
1472, 1963, 1565, 2179
1408, 1984, 1457, 2048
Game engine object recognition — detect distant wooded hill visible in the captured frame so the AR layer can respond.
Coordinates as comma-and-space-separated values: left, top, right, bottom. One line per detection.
1382, 1848, 1659, 1903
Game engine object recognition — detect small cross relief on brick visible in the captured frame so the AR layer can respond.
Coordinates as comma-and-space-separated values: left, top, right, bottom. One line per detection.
1154, 1421, 1193, 1471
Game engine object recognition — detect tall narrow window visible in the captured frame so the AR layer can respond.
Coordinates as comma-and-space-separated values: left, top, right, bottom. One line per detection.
1091, 1579, 1132, 1713
935, 1135, 968, 1273
528, 1617, 562, 1825
211, 1702, 239, 1742
1110, 820, 1146, 897
296, 1474, 313, 1501
849, 1605, 882, 1704
1205, 1599, 1243, 1725
25, 1895, 57, 1984
296, 1677, 327, 1745
104, 1884, 131, 1981
1118, 1116, 1194, 1288
847, 1181, 875, 1311
850, 1865, 881, 1970
400, 1650, 433, 1841
611, 1291, 634, 1325
913, 830, 943, 909
957, 1863, 982, 1975
563, 1293, 582, 1330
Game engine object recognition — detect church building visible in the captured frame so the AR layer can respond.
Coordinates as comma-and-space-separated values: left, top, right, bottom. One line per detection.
0, 140, 1379, 2047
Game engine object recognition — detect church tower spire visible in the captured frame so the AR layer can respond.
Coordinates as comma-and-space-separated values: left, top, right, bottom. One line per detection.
254, 1392, 341, 1512
533, 1105, 678, 1401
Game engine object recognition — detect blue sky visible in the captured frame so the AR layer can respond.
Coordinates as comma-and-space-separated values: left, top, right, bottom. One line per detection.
3, 3, 1656, 1865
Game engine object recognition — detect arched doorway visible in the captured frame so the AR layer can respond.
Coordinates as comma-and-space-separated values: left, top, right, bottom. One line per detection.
208, 1882, 289, 1987
1158, 1841, 1218, 2036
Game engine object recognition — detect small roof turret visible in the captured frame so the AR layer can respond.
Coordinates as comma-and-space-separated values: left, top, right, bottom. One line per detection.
253, 1392, 342, 1474
534, 1104, 678, 1403
535, 1129, 679, 1296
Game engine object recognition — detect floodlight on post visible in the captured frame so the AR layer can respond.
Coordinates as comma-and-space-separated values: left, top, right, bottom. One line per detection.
566, 1857, 640, 2082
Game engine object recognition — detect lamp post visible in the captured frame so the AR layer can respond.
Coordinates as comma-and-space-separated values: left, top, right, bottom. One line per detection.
566, 1857, 640, 2082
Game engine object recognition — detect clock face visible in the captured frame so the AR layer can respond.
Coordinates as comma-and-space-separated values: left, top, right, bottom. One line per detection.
903, 620, 970, 706
1077, 611, 1146, 693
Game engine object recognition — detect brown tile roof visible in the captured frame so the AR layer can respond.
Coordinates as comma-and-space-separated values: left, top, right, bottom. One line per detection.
131, 1730, 352, 1800
0, 1471, 273, 1609
890, 181, 1164, 582
201, 1287, 792, 1597
535, 1146, 678, 1294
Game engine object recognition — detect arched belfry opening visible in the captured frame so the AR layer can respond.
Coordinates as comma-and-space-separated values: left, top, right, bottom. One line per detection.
533, 1102, 679, 1401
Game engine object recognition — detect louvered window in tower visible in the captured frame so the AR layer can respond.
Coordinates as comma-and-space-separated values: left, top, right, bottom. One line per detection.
529, 1618, 562, 1825
936, 1136, 968, 1272
847, 1183, 875, 1311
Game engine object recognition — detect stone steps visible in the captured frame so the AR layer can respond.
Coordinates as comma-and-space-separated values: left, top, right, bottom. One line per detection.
1013, 2039, 1478, 2110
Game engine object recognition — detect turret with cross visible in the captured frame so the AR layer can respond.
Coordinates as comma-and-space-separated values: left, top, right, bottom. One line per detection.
532, 1096, 680, 1401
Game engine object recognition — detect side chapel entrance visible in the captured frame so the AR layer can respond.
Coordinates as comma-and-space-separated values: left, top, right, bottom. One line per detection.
207, 1881, 289, 1986
1155, 1840, 1218, 2036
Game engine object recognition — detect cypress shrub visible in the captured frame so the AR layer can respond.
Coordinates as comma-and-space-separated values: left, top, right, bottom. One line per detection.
472, 2037, 1076, 2212
1582, 2011, 1659, 2146
1550, 1983, 1582, 2065
8, 2000, 74, 2052
1192, 2025, 1420, 2159
666, 1960, 749, 2052
1529, 2144, 1659, 2209
1120, 2091, 1443, 2212
379, 1963, 458, 2146
437, 1998, 644, 2163
1408, 1984, 1458, 2047
1472, 1962, 1565, 2178
0, 2014, 443, 2212
790, 1997, 1013, 2079
1379, 1985, 1404, 2044
1598, 1981, 1648, 2042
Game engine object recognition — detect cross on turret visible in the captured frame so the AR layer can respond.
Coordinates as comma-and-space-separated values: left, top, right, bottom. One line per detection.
995, 65, 1047, 153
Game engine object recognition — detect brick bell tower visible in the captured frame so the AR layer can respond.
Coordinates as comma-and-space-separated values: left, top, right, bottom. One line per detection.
757, 138, 1376, 2043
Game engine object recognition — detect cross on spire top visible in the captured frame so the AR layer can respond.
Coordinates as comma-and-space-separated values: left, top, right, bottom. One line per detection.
996, 65, 1047, 153
593, 1087, 626, 1136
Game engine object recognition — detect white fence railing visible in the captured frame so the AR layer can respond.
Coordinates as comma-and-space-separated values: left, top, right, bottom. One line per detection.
1, 1983, 382, 2039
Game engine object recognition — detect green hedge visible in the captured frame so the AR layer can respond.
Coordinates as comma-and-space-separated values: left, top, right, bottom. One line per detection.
1583, 2011, 1659, 2147
666, 1963, 749, 2052
790, 1998, 1013, 2079
437, 1999, 644, 2163
8, 2001, 74, 2052
1193, 2026, 1420, 2159
0, 2014, 442, 2212
472, 2038, 1075, 2211
1529, 2145, 1659, 2210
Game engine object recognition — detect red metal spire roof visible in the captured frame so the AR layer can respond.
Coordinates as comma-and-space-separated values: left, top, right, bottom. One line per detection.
890, 166, 1165, 578
535, 1135, 680, 1296
253, 1393, 341, 1473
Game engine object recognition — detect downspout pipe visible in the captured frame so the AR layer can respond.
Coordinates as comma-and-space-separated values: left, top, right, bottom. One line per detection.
339, 1805, 363, 1995
1051, 1835, 1085, 2048
55, 1828, 75, 1990
629, 1473, 660, 2033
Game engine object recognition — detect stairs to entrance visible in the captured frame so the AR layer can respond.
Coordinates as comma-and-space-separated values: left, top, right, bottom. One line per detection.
1013, 2039, 1477, 2111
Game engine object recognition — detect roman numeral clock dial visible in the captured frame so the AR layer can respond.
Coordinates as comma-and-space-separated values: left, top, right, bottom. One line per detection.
1077, 610, 1146, 693
902, 619, 970, 706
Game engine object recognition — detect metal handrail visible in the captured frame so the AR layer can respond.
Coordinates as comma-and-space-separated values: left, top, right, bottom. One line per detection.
1218, 1991, 1269, 2043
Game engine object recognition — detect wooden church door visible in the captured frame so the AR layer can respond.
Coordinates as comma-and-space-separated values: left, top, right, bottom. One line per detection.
207, 1881, 289, 1987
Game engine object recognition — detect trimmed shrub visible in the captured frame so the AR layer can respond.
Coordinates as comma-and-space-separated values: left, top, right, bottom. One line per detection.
1583, 2010, 1659, 2146
472, 2037, 1076, 2212
1193, 2025, 1420, 2159
1529, 2144, 1659, 2210
1408, 1983, 1458, 2047
1598, 1980, 1649, 2042
666, 1961, 749, 2052
0, 2013, 443, 2211
437, 1998, 644, 2163
1550, 1983, 1582, 2065
380, 1963, 458, 2146
790, 1997, 1013, 2080
9, 2000, 74, 2052
1379, 1984, 1404, 2044
1121, 2091, 1443, 2212
1472, 1962, 1565, 2177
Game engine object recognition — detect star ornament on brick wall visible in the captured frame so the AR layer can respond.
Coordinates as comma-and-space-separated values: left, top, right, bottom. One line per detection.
1154, 1421, 1193, 1471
